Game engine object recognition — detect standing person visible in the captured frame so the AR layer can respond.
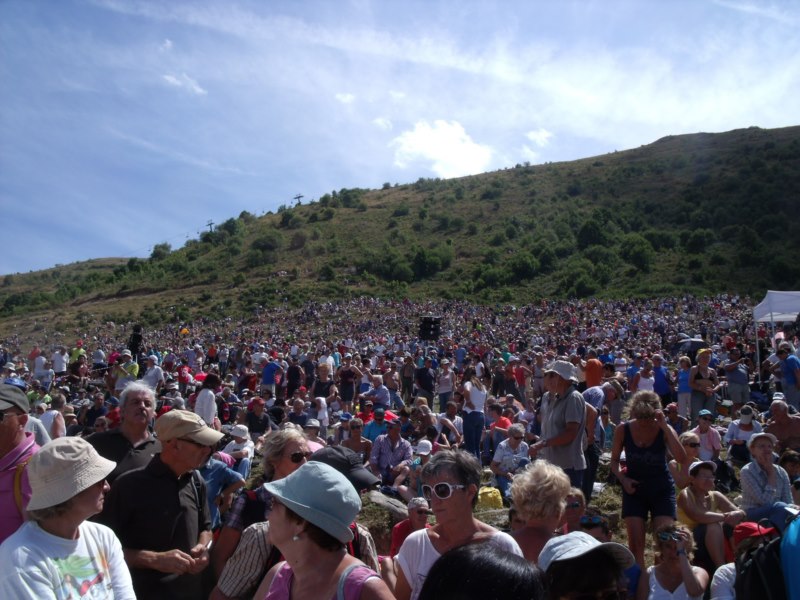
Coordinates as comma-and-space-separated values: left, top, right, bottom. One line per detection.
142, 355, 166, 393
414, 358, 436, 405
676, 356, 693, 420
611, 391, 686, 567
253, 461, 394, 600
652, 354, 675, 407
87, 382, 161, 484
100, 410, 223, 599
723, 347, 753, 411
689, 349, 719, 424
773, 342, 800, 410
530, 361, 587, 488
39, 393, 66, 440
0, 383, 40, 544
460, 370, 487, 461
390, 450, 523, 600
436, 359, 456, 413
336, 353, 362, 412
195, 373, 221, 429
0, 437, 135, 599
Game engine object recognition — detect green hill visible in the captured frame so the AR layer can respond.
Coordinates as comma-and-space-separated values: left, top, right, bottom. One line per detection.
2, 125, 799, 339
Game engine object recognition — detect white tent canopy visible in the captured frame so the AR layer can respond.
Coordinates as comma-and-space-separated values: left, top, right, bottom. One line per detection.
753, 290, 800, 323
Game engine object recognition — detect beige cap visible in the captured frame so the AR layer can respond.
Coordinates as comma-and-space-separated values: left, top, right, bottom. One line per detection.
155, 409, 224, 446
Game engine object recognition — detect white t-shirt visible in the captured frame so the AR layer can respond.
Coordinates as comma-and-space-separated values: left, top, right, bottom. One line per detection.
51, 351, 68, 373
397, 528, 522, 600
223, 438, 255, 459
194, 388, 217, 425
709, 562, 735, 600
141, 366, 165, 389
0, 520, 135, 599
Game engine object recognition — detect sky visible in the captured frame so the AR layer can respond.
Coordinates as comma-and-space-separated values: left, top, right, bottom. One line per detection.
1, 0, 799, 276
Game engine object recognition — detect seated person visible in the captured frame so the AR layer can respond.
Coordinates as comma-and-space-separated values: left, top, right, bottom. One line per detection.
579, 508, 641, 598
676, 461, 745, 569
397, 440, 432, 502
369, 419, 412, 488
221, 424, 255, 478
489, 423, 530, 499
390, 497, 432, 556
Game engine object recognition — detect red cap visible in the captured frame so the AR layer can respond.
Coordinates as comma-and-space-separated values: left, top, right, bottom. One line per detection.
733, 522, 777, 546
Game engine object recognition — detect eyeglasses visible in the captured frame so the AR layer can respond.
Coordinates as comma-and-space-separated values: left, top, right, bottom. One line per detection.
422, 482, 467, 501
511, 435, 523, 440
289, 450, 312, 464
657, 531, 682, 542
350, 425, 362, 429
684, 442, 701, 448
566, 501, 583, 509
579, 515, 607, 527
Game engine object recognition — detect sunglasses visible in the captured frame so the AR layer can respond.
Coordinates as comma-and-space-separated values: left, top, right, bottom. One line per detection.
684, 442, 701, 448
566, 501, 583, 509
579, 515, 607, 527
657, 531, 682, 542
289, 450, 312, 463
350, 425, 362, 429
511, 435, 523, 440
422, 482, 467, 501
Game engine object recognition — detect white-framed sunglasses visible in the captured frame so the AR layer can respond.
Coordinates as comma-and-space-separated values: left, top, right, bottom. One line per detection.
422, 482, 467, 501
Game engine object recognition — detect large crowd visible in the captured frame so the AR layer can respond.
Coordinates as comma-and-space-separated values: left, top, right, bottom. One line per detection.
1, 294, 799, 599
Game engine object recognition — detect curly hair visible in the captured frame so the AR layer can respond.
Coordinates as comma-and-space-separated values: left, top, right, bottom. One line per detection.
510, 460, 571, 522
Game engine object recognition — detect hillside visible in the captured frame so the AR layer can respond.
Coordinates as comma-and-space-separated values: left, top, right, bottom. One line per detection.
2, 125, 799, 340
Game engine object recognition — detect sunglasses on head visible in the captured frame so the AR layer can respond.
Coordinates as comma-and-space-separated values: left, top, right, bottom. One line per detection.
289, 450, 312, 463
657, 531, 681, 542
422, 482, 467, 501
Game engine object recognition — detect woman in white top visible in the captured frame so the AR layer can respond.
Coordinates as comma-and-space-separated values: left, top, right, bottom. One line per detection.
460, 370, 487, 461
388, 450, 522, 600
0, 437, 134, 599
631, 359, 656, 394
637, 524, 708, 600
194, 373, 221, 427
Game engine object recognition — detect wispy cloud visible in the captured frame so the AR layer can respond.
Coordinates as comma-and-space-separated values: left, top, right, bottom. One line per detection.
711, 0, 798, 25
372, 117, 392, 130
335, 92, 355, 104
392, 120, 493, 178
108, 128, 252, 175
160, 38, 173, 51
162, 72, 207, 95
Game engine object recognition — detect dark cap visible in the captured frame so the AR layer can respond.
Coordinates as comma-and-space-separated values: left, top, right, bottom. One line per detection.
0, 383, 30, 413
310, 446, 380, 492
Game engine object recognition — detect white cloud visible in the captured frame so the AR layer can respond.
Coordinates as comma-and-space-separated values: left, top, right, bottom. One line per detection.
335, 93, 355, 104
520, 146, 540, 163
372, 117, 392, 130
391, 120, 493, 178
161, 72, 207, 95
160, 38, 173, 51
526, 128, 553, 148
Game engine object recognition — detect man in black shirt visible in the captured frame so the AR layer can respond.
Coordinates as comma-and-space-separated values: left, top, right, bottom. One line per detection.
87, 382, 160, 484
100, 409, 223, 599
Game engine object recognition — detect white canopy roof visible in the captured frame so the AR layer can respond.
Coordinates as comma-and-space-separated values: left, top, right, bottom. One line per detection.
753, 290, 800, 323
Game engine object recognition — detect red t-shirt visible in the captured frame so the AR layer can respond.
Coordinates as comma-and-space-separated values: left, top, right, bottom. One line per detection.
490, 416, 513, 432
389, 519, 430, 556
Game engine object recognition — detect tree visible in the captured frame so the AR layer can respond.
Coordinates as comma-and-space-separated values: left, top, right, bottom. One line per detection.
150, 243, 172, 261
620, 233, 655, 272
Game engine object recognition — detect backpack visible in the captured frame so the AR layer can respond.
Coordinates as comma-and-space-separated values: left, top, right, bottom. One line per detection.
734, 531, 787, 600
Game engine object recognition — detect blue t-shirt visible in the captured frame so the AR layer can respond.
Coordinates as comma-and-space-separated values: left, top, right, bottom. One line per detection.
782, 354, 800, 386
199, 458, 244, 529
262, 361, 281, 385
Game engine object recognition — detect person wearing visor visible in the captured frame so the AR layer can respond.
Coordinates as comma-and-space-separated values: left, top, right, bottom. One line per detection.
724, 404, 762, 464
100, 409, 223, 599
0, 437, 134, 598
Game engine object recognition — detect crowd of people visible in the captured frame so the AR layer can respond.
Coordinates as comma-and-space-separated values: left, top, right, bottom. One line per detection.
1, 293, 799, 599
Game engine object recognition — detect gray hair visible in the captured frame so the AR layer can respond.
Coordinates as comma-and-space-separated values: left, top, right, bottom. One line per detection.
262, 428, 306, 481
119, 381, 156, 410
508, 423, 526, 438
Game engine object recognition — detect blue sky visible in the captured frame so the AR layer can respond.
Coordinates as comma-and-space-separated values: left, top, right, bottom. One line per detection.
1, 0, 798, 275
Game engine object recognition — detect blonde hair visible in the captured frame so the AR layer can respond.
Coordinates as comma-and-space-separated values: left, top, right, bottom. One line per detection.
678, 356, 692, 369
510, 460, 571, 522
261, 429, 306, 480
655, 523, 693, 560
679, 431, 700, 445
630, 391, 660, 420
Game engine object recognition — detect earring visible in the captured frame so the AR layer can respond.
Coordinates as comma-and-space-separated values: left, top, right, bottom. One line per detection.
292, 534, 300, 542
